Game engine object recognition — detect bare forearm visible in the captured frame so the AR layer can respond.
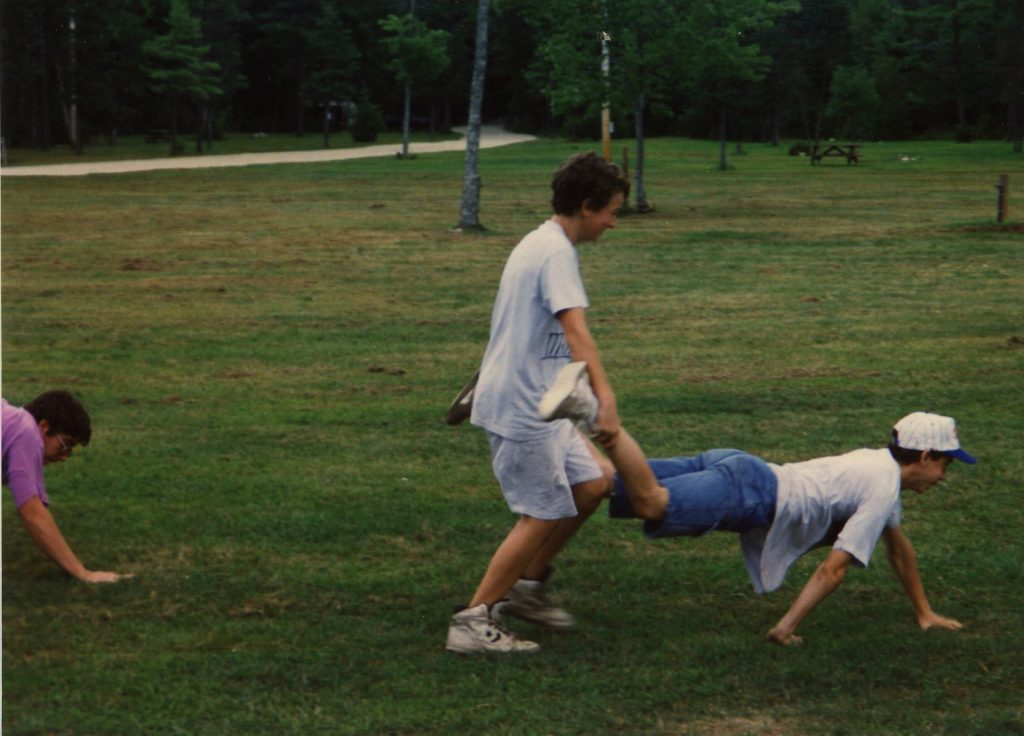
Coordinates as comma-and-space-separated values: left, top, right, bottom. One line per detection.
565, 330, 612, 401
19, 501, 89, 578
17, 499, 129, 583
770, 567, 842, 640
768, 550, 851, 645
888, 544, 931, 618
883, 529, 960, 630
557, 307, 620, 441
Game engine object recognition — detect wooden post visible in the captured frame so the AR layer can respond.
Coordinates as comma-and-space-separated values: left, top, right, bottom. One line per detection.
996, 175, 1009, 223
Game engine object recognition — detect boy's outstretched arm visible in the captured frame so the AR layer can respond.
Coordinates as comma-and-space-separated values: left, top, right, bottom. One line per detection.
882, 526, 963, 631
767, 548, 853, 646
17, 497, 132, 583
556, 307, 619, 441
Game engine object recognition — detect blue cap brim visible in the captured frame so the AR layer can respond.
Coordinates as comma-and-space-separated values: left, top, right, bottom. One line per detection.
947, 448, 977, 465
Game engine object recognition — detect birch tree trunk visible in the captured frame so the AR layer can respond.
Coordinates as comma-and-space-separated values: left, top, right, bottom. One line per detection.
401, 79, 412, 158
458, 0, 490, 230
718, 104, 728, 171
402, 0, 417, 160
634, 91, 651, 212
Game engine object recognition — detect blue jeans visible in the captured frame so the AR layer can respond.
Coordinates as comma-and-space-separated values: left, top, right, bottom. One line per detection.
609, 449, 777, 539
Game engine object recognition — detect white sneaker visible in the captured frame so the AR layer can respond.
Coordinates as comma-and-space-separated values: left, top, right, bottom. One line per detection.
503, 578, 577, 630
537, 362, 598, 425
445, 603, 540, 654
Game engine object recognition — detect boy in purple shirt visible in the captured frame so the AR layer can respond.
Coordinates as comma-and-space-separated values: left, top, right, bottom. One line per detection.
2, 391, 131, 583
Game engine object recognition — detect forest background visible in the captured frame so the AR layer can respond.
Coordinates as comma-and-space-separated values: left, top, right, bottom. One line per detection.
3, 0, 1024, 155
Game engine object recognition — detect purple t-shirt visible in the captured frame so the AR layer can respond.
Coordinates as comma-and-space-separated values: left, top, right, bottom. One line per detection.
2, 399, 49, 508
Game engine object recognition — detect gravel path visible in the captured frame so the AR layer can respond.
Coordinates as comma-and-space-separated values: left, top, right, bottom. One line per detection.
1, 125, 535, 178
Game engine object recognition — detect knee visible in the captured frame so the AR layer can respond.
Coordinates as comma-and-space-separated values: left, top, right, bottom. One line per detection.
594, 453, 615, 484
573, 472, 614, 513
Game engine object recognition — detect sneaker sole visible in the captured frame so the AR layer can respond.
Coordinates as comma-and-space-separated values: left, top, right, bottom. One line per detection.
444, 370, 479, 426
537, 362, 588, 421
502, 608, 577, 630
445, 641, 541, 654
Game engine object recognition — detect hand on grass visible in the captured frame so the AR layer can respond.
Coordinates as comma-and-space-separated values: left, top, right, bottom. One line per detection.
79, 570, 135, 584
918, 611, 963, 632
766, 627, 804, 646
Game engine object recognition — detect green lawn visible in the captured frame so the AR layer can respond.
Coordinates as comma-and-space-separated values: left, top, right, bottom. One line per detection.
2, 138, 1022, 735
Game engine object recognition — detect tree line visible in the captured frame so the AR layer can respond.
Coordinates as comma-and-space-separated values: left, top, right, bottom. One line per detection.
2, 0, 1022, 153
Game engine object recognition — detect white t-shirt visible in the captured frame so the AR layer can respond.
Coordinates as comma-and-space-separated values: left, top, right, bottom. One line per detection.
740, 448, 902, 593
470, 220, 589, 439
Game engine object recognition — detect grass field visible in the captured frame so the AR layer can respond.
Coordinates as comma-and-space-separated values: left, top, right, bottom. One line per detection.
2, 138, 1022, 735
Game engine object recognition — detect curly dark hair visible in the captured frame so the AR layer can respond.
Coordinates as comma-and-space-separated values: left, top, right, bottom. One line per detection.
887, 443, 946, 466
24, 390, 92, 445
550, 151, 630, 216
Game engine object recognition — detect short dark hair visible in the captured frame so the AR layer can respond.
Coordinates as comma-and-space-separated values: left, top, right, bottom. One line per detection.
24, 390, 92, 445
887, 443, 945, 466
550, 151, 630, 216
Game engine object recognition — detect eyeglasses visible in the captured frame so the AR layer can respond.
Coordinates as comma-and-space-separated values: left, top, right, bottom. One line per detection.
56, 435, 75, 456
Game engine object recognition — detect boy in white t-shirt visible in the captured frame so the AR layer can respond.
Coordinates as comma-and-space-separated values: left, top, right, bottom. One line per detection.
445, 153, 629, 654
539, 369, 975, 646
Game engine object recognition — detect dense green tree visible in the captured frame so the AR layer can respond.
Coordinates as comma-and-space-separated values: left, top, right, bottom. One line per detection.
515, 0, 681, 207
517, 0, 605, 137
488, 4, 550, 132
336, 0, 407, 117
518, 0, 794, 204
247, 0, 321, 134
679, 0, 797, 169
0, 0, 96, 149
194, 0, 249, 150
826, 65, 881, 140
143, 0, 222, 155
55, 0, 154, 147
379, 12, 451, 158
3, 0, 1021, 150
994, 0, 1024, 150
302, 4, 359, 148
606, 0, 693, 210
766, 0, 853, 142
416, 0, 475, 133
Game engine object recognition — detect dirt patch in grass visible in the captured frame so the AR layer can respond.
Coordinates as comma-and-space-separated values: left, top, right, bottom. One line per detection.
661, 714, 813, 736
119, 257, 165, 271
955, 223, 1024, 232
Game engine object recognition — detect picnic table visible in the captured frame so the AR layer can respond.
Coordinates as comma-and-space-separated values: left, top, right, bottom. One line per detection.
811, 142, 860, 165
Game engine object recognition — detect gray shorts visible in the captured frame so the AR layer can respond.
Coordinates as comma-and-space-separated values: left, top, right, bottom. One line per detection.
487, 422, 604, 520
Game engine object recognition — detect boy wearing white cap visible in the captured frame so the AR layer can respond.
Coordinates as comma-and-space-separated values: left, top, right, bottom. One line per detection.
540, 364, 976, 645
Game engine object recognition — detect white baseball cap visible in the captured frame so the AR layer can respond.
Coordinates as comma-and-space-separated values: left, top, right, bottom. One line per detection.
892, 412, 977, 464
